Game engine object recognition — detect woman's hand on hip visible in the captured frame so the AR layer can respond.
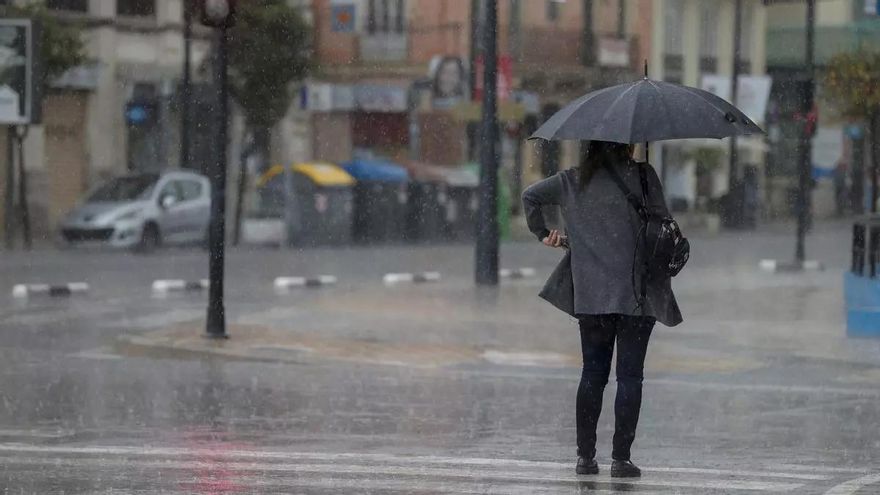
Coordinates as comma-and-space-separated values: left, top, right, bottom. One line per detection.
542, 229, 567, 249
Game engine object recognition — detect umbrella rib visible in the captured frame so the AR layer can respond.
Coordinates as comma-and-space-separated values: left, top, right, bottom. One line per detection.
677, 85, 729, 116
647, 80, 680, 142
677, 85, 762, 137
554, 85, 629, 138
593, 83, 640, 141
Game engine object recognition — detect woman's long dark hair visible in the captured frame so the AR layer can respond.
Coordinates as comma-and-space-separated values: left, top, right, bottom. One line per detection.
578, 141, 632, 189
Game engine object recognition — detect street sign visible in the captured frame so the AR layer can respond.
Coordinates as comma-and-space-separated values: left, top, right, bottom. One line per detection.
331, 3, 356, 32
866, 0, 880, 16
0, 18, 42, 125
846, 124, 865, 140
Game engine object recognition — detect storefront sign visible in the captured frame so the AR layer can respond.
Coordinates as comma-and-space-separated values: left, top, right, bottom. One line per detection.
354, 84, 408, 112
300, 82, 354, 112
598, 37, 630, 67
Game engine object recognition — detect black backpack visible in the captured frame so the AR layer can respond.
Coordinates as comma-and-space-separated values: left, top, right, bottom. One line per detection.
603, 162, 689, 306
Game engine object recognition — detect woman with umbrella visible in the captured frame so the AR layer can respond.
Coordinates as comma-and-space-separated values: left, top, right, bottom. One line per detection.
522, 76, 762, 478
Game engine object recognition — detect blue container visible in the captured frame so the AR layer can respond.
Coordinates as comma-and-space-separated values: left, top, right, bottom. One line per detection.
342, 159, 409, 182
844, 271, 880, 338
341, 159, 410, 244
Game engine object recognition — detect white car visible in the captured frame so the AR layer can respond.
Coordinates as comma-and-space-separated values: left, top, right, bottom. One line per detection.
59, 170, 212, 251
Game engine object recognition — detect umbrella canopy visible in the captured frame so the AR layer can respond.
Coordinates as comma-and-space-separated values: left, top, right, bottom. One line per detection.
530, 78, 764, 144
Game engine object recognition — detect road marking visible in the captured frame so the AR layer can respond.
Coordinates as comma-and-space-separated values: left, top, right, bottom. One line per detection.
499, 267, 537, 279
482, 350, 575, 367
221, 476, 657, 495
0, 429, 73, 439
383, 272, 441, 284
0, 444, 830, 481
11, 282, 89, 298
70, 347, 123, 360
824, 473, 880, 495
448, 367, 880, 398
0, 456, 806, 492
772, 464, 870, 474
151, 279, 209, 293
274, 275, 338, 290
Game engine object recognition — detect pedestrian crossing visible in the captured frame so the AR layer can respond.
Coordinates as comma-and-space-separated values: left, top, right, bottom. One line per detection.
0, 444, 874, 494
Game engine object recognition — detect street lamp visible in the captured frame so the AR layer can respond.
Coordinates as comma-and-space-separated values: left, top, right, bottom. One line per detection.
199, 0, 236, 338
200, 0, 237, 27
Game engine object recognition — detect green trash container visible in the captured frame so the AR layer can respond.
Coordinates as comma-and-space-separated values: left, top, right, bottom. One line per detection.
463, 162, 511, 241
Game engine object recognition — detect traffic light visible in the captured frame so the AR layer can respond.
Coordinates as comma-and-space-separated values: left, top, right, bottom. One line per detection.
199, 0, 236, 28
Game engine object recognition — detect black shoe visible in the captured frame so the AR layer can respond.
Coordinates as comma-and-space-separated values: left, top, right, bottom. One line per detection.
610, 459, 641, 478
576, 457, 599, 475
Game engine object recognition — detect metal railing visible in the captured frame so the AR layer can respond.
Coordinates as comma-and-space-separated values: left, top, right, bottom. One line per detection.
512, 28, 636, 69
852, 217, 880, 277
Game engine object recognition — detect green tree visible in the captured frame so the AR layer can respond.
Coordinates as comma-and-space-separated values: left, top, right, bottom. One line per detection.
228, 0, 311, 164
226, 0, 311, 244
823, 51, 880, 211
823, 50, 880, 119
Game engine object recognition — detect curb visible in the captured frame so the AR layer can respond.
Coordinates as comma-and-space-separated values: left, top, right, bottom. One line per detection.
152, 279, 209, 293
12, 283, 89, 298
383, 272, 441, 285
759, 259, 824, 273
274, 276, 338, 290
499, 267, 536, 279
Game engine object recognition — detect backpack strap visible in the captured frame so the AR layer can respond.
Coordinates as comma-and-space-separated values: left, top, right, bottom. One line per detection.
601, 161, 647, 220
602, 160, 651, 315
637, 161, 650, 210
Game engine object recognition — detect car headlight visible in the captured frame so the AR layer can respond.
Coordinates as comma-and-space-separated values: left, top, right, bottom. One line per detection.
113, 209, 141, 222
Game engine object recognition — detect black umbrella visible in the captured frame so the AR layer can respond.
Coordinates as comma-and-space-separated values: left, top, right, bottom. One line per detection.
530, 78, 764, 143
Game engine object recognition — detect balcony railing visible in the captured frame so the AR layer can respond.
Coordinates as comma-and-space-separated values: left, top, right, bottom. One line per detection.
318, 22, 466, 67
512, 28, 636, 70
359, 32, 409, 63
767, 24, 880, 68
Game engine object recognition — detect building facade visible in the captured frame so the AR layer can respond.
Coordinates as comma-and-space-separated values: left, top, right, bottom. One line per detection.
764, 0, 880, 218
649, 0, 768, 218
300, 0, 651, 193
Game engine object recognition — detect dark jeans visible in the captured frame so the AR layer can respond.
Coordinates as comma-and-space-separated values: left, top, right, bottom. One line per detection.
576, 314, 654, 461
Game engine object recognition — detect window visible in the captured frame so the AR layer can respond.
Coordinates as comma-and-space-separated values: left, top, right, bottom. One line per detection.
699, 2, 718, 59
88, 174, 159, 203
117, 0, 156, 17
738, 4, 754, 63
664, 0, 684, 56
178, 181, 204, 202
157, 182, 184, 206
546, 0, 560, 22
46, 0, 88, 12
367, 0, 405, 34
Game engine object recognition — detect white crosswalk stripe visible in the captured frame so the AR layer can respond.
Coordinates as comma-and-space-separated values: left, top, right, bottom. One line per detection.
0, 444, 875, 493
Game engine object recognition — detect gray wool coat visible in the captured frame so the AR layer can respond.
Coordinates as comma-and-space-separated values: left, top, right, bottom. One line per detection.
522, 161, 683, 327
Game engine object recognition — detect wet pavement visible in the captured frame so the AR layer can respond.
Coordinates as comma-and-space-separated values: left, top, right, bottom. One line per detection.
1, 222, 879, 494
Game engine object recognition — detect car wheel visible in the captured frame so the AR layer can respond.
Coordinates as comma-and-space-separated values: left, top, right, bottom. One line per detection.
137, 223, 161, 253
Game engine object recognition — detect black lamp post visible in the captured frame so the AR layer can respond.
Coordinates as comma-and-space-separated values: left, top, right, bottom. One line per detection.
475, 0, 499, 286
199, 0, 236, 338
